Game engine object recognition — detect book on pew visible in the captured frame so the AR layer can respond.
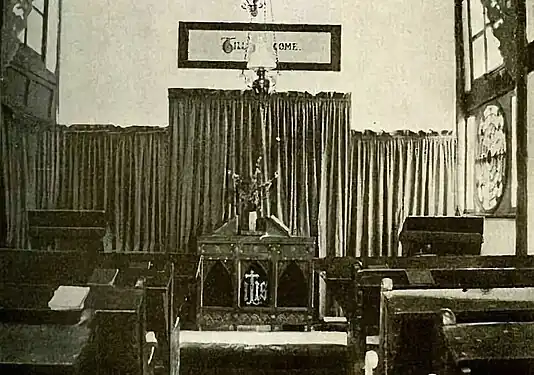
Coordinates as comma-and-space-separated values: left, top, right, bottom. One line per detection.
48, 286, 91, 311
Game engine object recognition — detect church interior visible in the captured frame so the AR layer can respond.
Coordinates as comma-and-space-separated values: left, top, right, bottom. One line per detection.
2, 0, 534, 374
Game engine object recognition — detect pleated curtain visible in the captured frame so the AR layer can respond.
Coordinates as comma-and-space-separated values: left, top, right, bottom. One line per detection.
347, 130, 457, 257
2, 91, 457, 260
166, 89, 352, 256
33, 124, 169, 252
0, 105, 44, 248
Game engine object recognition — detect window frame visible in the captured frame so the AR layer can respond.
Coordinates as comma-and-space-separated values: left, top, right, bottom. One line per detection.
19, 0, 50, 62
456, 0, 517, 218
465, 0, 505, 87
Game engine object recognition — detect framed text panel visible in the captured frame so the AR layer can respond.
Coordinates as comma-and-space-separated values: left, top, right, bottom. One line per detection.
178, 21, 341, 71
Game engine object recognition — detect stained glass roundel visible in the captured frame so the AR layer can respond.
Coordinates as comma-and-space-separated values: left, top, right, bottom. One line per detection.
475, 104, 507, 212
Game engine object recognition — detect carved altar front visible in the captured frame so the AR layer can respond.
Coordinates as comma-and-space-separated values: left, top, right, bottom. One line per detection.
197, 217, 315, 331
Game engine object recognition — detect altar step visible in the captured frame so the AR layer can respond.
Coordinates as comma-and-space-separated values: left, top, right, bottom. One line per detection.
179, 331, 349, 375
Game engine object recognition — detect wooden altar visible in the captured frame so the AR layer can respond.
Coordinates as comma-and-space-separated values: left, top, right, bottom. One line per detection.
197, 217, 315, 331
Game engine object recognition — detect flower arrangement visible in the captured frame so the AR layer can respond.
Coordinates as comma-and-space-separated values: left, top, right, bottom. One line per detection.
229, 156, 279, 214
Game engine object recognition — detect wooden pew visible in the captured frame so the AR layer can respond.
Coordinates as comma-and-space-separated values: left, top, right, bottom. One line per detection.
96, 251, 199, 328
355, 264, 534, 343
27, 209, 107, 255
314, 255, 534, 375
356, 266, 534, 375
436, 312, 534, 374
90, 286, 147, 375
314, 255, 534, 313
399, 216, 483, 256
0, 248, 198, 375
95, 253, 174, 373
378, 285, 534, 375
0, 323, 93, 375
97, 252, 199, 317
95, 251, 199, 373
0, 248, 96, 286
0, 249, 198, 329
314, 256, 362, 321
0, 283, 146, 375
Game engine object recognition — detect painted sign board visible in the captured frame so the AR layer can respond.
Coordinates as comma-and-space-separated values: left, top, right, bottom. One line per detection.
178, 21, 341, 71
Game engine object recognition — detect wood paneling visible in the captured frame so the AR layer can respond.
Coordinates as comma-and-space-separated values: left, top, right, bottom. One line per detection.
27, 80, 53, 118
2, 44, 58, 121
3, 68, 28, 105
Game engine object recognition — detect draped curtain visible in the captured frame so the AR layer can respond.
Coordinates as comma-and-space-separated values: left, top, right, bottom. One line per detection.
347, 130, 457, 257
0, 105, 43, 248
264, 92, 351, 256
166, 89, 351, 255
34, 124, 169, 252
2, 89, 457, 261
166, 90, 255, 252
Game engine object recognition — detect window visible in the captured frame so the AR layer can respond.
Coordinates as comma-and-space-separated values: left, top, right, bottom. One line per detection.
18, 0, 46, 57
466, 0, 504, 82
457, 0, 516, 218
16, 0, 60, 73
46, 0, 60, 73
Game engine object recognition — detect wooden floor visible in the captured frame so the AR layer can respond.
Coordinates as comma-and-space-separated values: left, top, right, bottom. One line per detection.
179, 331, 349, 375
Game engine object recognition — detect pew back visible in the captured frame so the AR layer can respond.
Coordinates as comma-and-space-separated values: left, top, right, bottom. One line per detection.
438, 321, 534, 375
380, 287, 534, 375
27, 209, 107, 252
0, 248, 95, 286
355, 264, 534, 341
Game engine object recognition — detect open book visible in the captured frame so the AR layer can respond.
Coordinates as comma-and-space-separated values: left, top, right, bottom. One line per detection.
48, 286, 91, 311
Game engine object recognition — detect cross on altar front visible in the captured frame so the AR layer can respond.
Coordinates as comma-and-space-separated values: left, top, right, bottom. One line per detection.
243, 269, 268, 306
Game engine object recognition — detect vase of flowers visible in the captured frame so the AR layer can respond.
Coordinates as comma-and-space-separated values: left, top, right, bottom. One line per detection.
229, 157, 278, 234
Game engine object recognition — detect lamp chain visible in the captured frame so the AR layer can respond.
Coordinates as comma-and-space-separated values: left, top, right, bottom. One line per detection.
240, 11, 254, 88
267, 0, 280, 92
268, 0, 278, 66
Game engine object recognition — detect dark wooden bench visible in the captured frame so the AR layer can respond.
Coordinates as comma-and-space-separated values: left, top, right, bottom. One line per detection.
27, 209, 107, 254
355, 263, 534, 341
0, 323, 93, 375
0, 282, 146, 375
399, 216, 484, 256
379, 286, 534, 375
315, 255, 534, 375
95, 251, 199, 373
0, 248, 95, 286
96, 251, 199, 322
437, 318, 534, 374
